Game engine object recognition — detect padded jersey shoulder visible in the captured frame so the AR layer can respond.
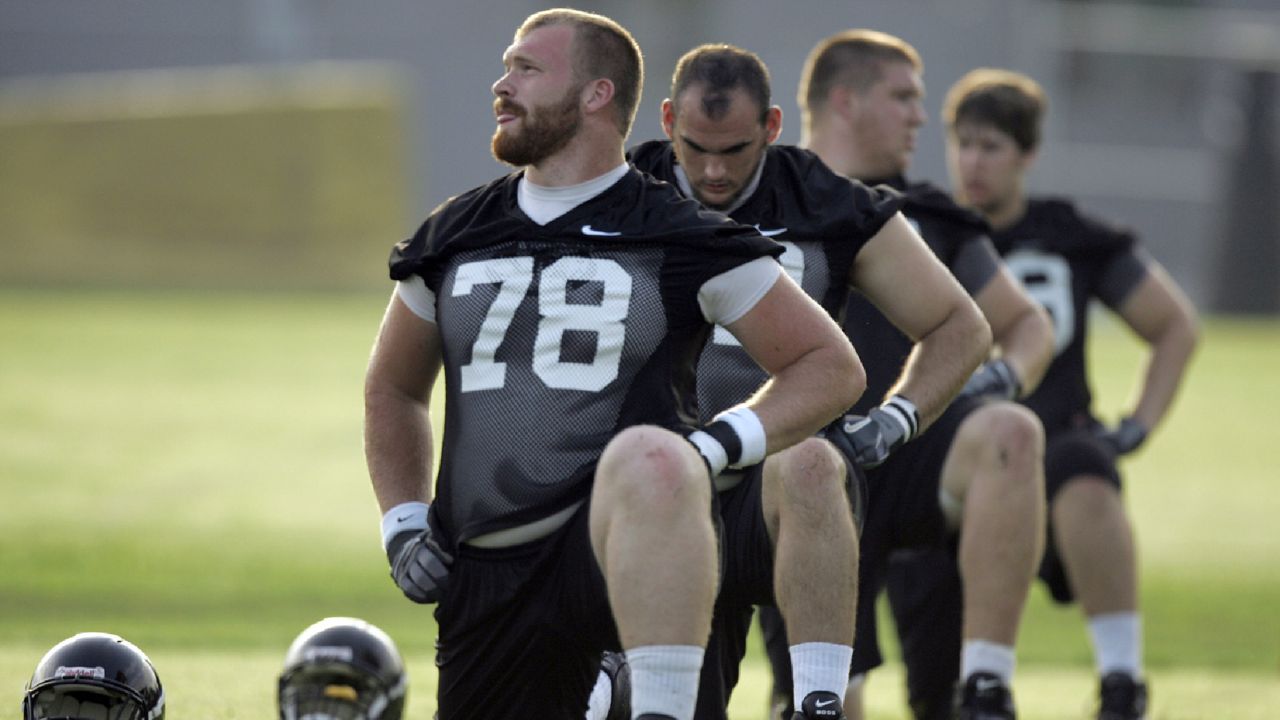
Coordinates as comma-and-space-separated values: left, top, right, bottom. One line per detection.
996, 197, 1137, 260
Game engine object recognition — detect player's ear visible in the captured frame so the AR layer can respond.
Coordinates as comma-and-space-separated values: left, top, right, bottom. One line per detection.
765, 105, 783, 143
1020, 146, 1039, 174
582, 78, 615, 115
660, 98, 676, 139
829, 83, 857, 122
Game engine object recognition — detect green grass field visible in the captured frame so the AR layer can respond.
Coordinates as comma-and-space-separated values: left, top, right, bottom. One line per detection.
2, 288, 1278, 718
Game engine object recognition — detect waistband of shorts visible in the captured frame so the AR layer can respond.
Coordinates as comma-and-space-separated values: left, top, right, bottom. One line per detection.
463, 500, 584, 548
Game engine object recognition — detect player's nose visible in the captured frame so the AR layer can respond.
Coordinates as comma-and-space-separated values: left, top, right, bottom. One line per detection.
703, 157, 728, 180
910, 101, 927, 127
492, 71, 513, 98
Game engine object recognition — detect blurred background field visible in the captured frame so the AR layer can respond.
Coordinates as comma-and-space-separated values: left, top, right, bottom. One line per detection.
2, 290, 1279, 717
2, 1, 1278, 717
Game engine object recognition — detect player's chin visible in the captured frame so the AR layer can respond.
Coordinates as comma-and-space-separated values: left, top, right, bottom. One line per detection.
698, 187, 735, 209
963, 184, 990, 204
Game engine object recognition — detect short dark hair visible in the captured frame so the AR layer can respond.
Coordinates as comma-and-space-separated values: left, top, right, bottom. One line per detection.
517, 8, 644, 136
799, 29, 922, 118
943, 68, 1046, 152
669, 44, 772, 123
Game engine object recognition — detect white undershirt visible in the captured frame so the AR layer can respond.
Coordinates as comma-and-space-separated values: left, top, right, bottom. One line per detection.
395, 164, 778, 326
519, 163, 630, 225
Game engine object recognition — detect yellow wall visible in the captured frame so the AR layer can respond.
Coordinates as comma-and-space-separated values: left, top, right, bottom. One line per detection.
0, 63, 409, 291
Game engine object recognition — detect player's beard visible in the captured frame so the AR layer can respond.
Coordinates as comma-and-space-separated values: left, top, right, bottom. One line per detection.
492, 84, 583, 168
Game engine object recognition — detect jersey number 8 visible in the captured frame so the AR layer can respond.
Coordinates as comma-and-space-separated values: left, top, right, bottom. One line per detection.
1004, 249, 1075, 355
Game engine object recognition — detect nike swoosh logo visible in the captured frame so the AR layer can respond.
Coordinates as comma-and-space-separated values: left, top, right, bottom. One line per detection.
754, 225, 787, 237
975, 678, 1002, 692
815, 698, 836, 708
582, 225, 622, 236
395, 515, 414, 522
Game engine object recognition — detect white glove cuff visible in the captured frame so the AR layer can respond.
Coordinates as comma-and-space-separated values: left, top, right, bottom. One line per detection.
712, 406, 768, 468
381, 501, 429, 551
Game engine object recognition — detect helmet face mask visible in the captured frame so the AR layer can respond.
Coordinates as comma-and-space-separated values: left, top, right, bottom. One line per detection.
24, 683, 149, 720
22, 633, 165, 720
279, 664, 395, 720
277, 618, 406, 720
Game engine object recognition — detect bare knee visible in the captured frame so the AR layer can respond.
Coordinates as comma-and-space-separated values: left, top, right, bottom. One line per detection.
595, 425, 709, 512
762, 437, 851, 536
769, 437, 847, 504
943, 403, 1044, 505
961, 403, 1043, 474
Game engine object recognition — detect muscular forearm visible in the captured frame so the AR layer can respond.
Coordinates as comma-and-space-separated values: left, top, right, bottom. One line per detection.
890, 300, 991, 429
994, 304, 1053, 397
364, 389, 435, 512
1129, 316, 1198, 433
749, 344, 866, 453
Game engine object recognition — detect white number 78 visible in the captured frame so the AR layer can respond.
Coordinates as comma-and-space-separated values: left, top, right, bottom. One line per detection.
452, 256, 632, 392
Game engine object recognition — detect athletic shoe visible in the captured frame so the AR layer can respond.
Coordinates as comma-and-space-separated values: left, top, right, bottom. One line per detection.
792, 690, 845, 719
1097, 672, 1148, 720
954, 672, 1016, 719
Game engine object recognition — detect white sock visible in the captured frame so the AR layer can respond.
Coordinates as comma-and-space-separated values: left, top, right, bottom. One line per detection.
790, 642, 853, 710
961, 639, 1015, 684
626, 645, 703, 720
1088, 611, 1143, 678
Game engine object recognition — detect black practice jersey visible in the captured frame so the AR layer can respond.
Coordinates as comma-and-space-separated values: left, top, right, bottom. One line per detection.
990, 197, 1149, 434
843, 177, 1001, 414
388, 169, 782, 542
629, 141, 904, 419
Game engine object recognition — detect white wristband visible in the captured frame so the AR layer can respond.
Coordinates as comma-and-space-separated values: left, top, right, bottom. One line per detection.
881, 395, 920, 442
686, 430, 730, 476
381, 501, 429, 551
713, 406, 768, 468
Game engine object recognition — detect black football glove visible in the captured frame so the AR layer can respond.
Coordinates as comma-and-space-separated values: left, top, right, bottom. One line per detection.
830, 394, 920, 468
1096, 416, 1148, 456
959, 358, 1022, 401
387, 527, 453, 604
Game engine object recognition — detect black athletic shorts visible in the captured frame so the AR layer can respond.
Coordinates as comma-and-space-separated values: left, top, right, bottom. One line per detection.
696, 468, 772, 720
1039, 427, 1123, 603
884, 542, 964, 720
432, 501, 619, 720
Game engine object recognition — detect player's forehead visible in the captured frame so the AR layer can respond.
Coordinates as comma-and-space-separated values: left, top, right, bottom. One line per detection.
676, 83, 762, 115
674, 85, 763, 136
504, 23, 575, 70
873, 60, 924, 97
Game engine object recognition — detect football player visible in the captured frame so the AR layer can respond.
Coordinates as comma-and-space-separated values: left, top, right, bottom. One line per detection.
898, 66, 1197, 720
364, 10, 866, 720
759, 29, 1059, 720
620, 43, 994, 720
